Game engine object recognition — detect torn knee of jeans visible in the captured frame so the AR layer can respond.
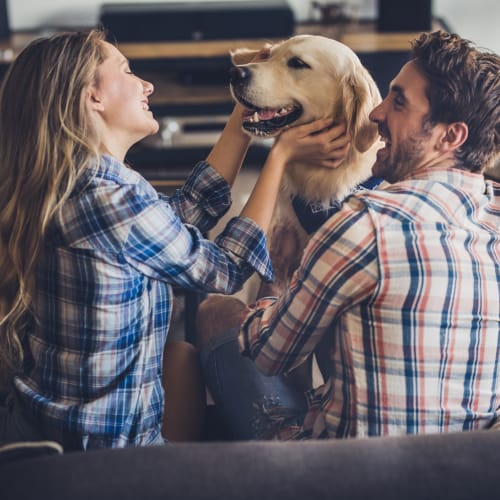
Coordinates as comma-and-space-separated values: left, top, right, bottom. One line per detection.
250, 395, 301, 440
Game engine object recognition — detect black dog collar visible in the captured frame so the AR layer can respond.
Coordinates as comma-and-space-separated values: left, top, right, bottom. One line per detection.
291, 177, 383, 234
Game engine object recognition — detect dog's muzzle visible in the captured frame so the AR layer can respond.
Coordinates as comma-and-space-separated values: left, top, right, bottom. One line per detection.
229, 65, 252, 86
229, 65, 302, 137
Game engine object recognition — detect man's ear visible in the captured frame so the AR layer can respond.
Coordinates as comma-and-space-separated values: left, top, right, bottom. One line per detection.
439, 122, 468, 152
87, 85, 105, 112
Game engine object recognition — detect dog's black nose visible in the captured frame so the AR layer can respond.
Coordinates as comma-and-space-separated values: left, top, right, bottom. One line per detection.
229, 66, 251, 85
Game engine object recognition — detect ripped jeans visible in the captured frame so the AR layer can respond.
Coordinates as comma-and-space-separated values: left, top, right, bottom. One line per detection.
200, 327, 307, 440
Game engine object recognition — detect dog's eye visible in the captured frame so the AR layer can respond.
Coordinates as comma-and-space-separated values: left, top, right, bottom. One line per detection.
287, 57, 310, 69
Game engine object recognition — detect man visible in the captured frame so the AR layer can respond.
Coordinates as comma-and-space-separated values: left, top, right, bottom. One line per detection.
196, 31, 500, 440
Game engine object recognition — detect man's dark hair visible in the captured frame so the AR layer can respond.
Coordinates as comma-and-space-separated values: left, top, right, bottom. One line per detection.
411, 30, 500, 173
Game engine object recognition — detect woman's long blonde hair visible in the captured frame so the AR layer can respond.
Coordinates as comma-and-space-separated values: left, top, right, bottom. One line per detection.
0, 29, 106, 392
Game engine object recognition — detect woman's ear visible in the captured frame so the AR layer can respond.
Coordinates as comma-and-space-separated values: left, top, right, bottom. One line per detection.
87, 85, 105, 112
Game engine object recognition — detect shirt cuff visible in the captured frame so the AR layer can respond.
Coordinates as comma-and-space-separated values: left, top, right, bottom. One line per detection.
238, 296, 277, 356
183, 161, 232, 219
215, 216, 274, 282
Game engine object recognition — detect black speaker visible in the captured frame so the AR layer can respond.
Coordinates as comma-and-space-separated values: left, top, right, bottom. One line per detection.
0, 0, 10, 40
100, 1, 295, 43
377, 0, 432, 33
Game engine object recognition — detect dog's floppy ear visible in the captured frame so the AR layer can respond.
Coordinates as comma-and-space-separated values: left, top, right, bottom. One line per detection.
343, 66, 381, 153
230, 43, 273, 65
230, 48, 260, 65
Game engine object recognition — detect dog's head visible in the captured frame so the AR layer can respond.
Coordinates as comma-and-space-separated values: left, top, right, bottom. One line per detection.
229, 34, 381, 154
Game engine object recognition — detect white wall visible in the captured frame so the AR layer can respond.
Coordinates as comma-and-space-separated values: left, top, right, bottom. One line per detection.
6, 0, 500, 53
433, 0, 499, 53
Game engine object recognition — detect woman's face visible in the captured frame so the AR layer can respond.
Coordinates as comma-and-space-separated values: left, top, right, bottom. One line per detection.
90, 41, 159, 157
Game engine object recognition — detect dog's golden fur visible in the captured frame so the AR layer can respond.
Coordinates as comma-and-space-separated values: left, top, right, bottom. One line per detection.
230, 34, 382, 304
231, 34, 382, 209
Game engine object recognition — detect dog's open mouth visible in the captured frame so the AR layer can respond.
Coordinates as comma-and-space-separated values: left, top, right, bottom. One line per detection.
237, 96, 302, 137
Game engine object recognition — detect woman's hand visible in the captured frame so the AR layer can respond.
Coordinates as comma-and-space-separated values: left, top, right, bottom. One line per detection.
272, 118, 351, 170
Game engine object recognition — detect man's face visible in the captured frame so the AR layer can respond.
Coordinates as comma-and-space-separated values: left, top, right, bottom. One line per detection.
369, 60, 445, 183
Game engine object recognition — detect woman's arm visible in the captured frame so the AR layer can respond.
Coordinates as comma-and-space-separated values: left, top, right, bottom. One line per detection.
205, 104, 252, 187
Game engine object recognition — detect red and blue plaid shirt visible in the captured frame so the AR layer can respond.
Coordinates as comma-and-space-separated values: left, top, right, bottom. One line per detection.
15, 155, 271, 449
240, 167, 500, 438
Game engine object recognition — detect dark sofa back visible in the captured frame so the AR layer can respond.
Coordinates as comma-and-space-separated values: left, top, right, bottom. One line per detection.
1, 431, 497, 500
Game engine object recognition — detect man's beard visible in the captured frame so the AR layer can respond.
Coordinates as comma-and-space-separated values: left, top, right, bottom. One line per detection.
373, 121, 433, 183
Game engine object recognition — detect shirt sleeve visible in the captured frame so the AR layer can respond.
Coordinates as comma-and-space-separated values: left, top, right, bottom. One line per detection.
163, 161, 233, 234
239, 196, 379, 375
123, 186, 273, 294
61, 156, 273, 294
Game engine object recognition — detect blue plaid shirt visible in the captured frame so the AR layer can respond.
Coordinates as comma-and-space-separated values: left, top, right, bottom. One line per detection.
14, 155, 272, 449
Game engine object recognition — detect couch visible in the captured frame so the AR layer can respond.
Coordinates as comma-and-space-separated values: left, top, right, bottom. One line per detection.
0, 429, 497, 500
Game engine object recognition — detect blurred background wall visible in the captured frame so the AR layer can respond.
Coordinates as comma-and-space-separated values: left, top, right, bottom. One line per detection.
5, 0, 500, 54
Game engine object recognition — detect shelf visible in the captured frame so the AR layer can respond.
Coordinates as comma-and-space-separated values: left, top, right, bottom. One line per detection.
0, 20, 432, 64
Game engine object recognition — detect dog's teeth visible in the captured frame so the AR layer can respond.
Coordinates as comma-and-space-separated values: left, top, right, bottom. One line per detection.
253, 112, 260, 122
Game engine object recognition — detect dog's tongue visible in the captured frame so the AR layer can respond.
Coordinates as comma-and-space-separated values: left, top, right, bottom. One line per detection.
258, 109, 278, 120
243, 108, 277, 119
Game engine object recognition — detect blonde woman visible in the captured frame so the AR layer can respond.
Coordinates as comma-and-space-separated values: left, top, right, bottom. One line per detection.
0, 30, 349, 449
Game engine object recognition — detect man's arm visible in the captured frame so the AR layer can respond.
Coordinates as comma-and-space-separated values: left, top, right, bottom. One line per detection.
240, 200, 379, 376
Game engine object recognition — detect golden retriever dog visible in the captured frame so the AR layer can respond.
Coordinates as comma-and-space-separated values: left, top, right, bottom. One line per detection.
229, 34, 382, 295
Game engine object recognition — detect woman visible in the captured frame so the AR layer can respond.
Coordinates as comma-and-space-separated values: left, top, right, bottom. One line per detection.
0, 30, 349, 449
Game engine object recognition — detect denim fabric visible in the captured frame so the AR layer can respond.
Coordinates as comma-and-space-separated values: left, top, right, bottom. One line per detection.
201, 327, 307, 440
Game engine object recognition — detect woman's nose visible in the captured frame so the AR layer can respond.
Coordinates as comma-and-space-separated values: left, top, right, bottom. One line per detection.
143, 80, 154, 96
